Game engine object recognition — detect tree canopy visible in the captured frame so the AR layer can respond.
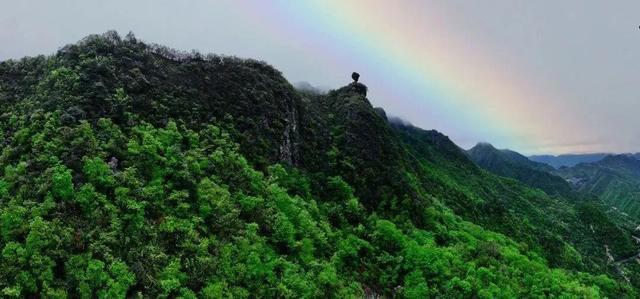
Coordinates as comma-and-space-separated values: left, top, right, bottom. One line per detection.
0, 31, 638, 297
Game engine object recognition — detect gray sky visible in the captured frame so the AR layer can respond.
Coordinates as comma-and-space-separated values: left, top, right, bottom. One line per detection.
1, 0, 639, 154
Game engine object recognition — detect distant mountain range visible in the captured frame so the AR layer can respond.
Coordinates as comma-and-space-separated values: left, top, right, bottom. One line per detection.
475, 145, 640, 219
467, 143, 573, 197
473, 143, 640, 226
529, 153, 612, 168
2, 31, 640, 296
554, 155, 640, 219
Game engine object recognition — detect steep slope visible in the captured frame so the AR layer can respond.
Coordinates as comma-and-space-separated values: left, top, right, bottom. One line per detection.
0, 31, 303, 168
300, 87, 637, 278
467, 143, 572, 197
530, 153, 609, 168
470, 143, 555, 172
556, 155, 640, 219
393, 123, 638, 269
0, 32, 638, 297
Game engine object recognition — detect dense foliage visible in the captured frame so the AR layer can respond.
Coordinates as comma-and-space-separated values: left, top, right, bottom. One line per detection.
0, 32, 639, 297
466, 143, 640, 287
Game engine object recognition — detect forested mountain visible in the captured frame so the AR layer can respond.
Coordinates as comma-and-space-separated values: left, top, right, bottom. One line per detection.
469, 143, 554, 172
466, 143, 572, 197
556, 155, 640, 220
1, 32, 639, 297
529, 153, 610, 168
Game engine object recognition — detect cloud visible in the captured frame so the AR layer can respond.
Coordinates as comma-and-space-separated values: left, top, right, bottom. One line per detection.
387, 115, 413, 127
293, 81, 329, 95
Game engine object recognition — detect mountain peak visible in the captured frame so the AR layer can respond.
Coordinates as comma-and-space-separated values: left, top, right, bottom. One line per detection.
467, 143, 569, 196
337, 82, 368, 96
469, 142, 498, 152
1, 31, 637, 297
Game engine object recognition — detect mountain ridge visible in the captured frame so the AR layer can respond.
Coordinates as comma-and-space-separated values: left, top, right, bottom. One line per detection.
0, 31, 638, 297
555, 154, 640, 220
530, 153, 611, 168
466, 142, 573, 197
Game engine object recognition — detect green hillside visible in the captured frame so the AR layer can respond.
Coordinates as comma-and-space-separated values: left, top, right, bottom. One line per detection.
0, 32, 638, 297
556, 155, 640, 220
466, 143, 573, 197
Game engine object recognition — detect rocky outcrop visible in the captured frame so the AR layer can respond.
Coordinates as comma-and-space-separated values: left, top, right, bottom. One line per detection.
278, 99, 300, 165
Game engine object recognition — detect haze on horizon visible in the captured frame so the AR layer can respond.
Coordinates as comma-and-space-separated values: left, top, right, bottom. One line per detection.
1, 0, 639, 155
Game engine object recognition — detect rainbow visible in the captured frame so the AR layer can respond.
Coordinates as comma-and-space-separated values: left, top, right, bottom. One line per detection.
246, 1, 583, 154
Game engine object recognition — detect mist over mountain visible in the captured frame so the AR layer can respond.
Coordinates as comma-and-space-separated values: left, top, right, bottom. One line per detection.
293, 81, 330, 95
1, 32, 639, 297
387, 115, 414, 127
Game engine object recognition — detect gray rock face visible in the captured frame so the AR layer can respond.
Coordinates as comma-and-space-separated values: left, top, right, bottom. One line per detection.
278, 100, 300, 165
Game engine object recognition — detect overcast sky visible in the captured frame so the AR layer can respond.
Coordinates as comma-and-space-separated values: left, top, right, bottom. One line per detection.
1, 0, 639, 154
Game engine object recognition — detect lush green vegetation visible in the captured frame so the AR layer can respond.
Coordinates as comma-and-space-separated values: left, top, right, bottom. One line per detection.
467, 142, 573, 197
466, 143, 640, 287
0, 31, 638, 297
556, 155, 640, 220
